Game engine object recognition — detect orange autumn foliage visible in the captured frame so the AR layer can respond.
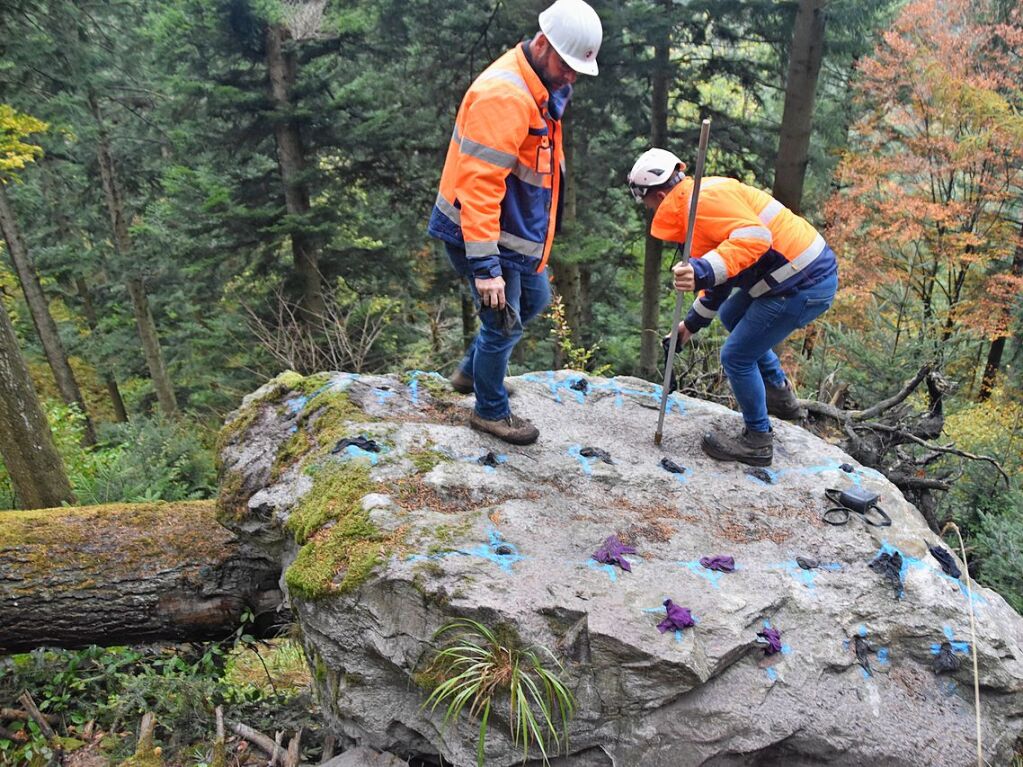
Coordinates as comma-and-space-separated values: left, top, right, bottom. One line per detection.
826, 0, 1023, 345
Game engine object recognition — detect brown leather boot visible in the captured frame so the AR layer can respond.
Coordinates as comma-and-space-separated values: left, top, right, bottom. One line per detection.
448, 369, 516, 396
701, 427, 773, 466
765, 380, 804, 420
470, 411, 539, 445
449, 368, 474, 394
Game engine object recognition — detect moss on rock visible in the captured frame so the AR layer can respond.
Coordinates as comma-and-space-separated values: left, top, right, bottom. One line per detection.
270, 390, 376, 480
407, 444, 448, 474
216, 370, 308, 457
283, 463, 401, 601
285, 463, 374, 544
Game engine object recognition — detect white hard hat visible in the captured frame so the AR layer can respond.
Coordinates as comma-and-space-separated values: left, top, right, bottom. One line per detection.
628, 148, 686, 201
538, 0, 603, 76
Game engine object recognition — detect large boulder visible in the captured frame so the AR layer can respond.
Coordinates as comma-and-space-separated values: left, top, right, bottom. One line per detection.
217, 370, 1023, 766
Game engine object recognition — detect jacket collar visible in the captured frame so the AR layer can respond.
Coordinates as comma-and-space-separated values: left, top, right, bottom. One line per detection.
515, 42, 572, 120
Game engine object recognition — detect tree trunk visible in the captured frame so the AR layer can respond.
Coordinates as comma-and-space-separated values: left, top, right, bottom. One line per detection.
266, 23, 324, 322
0, 297, 76, 509
772, 0, 826, 214
41, 163, 128, 423
75, 277, 128, 422
0, 185, 96, 445
125, 277, 178, 416
551, 111, 583, 367
88, 92, 178, 418
639, 1, 671, 376
0, 501, 283, 653
980, 218, 1023, 399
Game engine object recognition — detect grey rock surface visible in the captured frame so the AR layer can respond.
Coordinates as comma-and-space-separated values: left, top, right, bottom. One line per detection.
218, 370, 1023, 767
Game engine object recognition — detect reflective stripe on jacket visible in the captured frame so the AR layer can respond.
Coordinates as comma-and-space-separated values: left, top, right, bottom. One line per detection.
427, 43, 568, 278
650, 177, 838, 332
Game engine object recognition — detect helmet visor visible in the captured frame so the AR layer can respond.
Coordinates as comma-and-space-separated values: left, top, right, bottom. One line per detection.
628, 182, 648, 203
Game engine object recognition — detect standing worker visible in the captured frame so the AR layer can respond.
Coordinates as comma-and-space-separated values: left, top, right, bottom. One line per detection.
428, 0, 602, 445
628, 148, 839, 466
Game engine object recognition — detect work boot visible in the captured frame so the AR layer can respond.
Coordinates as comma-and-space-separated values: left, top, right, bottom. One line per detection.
470, 411, 539, 445
765, 379, 804, 421
449, 368, 474, 394
701, 427, 773, 467
448, 369, 516, 396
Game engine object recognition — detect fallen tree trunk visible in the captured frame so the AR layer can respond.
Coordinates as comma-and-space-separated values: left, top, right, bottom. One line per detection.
0, 501, 283, 653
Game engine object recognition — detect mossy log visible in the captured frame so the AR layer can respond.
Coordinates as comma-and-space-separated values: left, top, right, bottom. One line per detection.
0, 501, 283, 653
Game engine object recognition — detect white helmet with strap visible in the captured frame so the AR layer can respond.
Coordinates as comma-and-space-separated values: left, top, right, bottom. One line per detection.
538, 0, 603, 76
628, 148, 686, 202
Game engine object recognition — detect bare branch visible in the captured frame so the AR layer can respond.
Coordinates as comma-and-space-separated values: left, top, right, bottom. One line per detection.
860, 423, 1010, 485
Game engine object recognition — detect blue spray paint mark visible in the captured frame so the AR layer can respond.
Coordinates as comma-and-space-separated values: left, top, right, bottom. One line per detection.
288, 425, 298, 434
766, 667, 778, 681
372, 388, 396, 405
586, 559, 620, 582
434, 446, 508, 474
283, 374, 360, 416
794, 458, 886, 484
770, 560, 840, 590
338, 445, 383, 465
930, 626, 970, 655
568, 444, 596, 476
284, 395, 308, 414
523, 372, 564, 403
408, 528, 525, 572
458, 529, 525, 572
579, 378, 687, 415
478, 452, 508, 474
877, 647, 890, 665
746, 467, 782, 486
679, 560, 739, 588
404, 370, 448, 406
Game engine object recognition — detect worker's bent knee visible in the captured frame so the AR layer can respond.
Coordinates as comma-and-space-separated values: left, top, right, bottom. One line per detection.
720, 343, 759, 374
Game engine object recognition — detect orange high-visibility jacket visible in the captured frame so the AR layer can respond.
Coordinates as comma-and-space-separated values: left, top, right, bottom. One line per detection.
651, 177, 838, 332
428, 43, 569, 278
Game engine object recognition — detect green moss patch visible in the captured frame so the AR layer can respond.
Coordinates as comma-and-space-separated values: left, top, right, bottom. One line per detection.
270, 390, 376, 480
283, 463, 404, 601
216, 370, 308, 456
407, 444, 448, 474
285, 463, 373, 544
285, 511, 387, 601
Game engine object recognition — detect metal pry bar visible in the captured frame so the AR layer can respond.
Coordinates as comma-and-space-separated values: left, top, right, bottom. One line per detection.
655, 118, 711, 446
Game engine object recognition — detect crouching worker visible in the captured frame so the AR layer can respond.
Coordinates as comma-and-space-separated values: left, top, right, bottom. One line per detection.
628, 148, 838, 466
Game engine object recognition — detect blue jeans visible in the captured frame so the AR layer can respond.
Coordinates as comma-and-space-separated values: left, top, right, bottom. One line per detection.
718, 271, 838, 433
445, 243, 551, 420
